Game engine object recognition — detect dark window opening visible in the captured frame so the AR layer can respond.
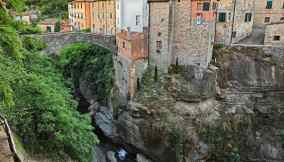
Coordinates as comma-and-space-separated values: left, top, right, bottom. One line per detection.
266, 0, 273, 9
273, 35, 280, 41
46, 26, 51, 32
245, 13, 252, 22
156, 41, 162, 49
122, 41, 126, 48
218, 12, 226, 22
232, 31, 236, 38
264, 17, 270, 23
203, 2, 210, 11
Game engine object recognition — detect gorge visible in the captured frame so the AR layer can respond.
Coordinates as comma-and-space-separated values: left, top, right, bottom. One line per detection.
58, 39, 284, 162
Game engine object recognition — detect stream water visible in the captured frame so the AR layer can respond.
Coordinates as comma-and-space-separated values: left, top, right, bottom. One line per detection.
76, 90, 138, 162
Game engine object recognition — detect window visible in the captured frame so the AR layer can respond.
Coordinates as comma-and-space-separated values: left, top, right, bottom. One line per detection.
203, 2, 210, 11
122, 41, 126, 48
136, 15, 141, 26
264, 17, 270, 23
245, 13, 252, 22
213, 2, 218, 10
156, 41, 162, 49
266, 0, 272, 9
273, 35, 280, 41
196, 13, 203, 25
219, 12, 226, 22
232, 31, 236, 38
281, 17, 284, 21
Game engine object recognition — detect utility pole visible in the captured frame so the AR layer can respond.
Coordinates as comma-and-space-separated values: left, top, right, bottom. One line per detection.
230, 0, 237, 45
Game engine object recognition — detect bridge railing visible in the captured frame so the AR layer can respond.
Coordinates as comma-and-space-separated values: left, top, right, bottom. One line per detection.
0, 114, 22, 162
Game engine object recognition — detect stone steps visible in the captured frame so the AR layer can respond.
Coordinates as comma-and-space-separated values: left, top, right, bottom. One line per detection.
0, 122, 14, 162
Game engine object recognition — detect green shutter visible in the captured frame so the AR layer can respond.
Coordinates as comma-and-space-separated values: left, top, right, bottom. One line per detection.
219, 13, 226, 22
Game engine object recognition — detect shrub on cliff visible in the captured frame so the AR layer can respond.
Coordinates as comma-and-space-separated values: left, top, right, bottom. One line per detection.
59, 42, 113, 104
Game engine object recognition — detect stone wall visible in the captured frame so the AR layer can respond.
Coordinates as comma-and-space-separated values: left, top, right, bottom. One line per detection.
216, 0, 254, 45
35, 32, 116, 55
264, 23, 284, 46
148, 2, 171, 73
113, 54, 148, 100
149, 0, 215, 72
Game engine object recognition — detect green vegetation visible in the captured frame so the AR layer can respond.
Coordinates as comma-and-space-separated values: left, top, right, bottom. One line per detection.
55, 20, 61, 32
80, 28, 91, 33
0, 1, 98, 162
59, 42, 114, 104
25, 0, 69, 18
168, 126, 186, 162
198, 116, 250, 162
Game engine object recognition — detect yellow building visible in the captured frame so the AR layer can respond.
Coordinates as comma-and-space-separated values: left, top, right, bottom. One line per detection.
68, 0, 93, 31
90, 0, 116, 35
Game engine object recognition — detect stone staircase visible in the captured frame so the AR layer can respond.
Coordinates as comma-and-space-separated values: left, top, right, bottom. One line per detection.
0, 119, 14, 162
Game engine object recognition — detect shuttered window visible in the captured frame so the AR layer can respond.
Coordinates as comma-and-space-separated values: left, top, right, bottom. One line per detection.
218, 12, 226, 22
203, 2, 210, 11
245, 13, 252, 22
266, 0, 273, 9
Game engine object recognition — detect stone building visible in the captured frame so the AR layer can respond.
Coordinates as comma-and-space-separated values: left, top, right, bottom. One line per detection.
264, 22, 284, 46
114, 0, 149, 99
12, 10, 38, 24
38, 18, 57, 32
68, 0, 93, 31
90, 0, 116, 35
60, 20, 72, 32
254, 0, 284, 28
148, 0, 216, 73
215, 0, 255, 45
115, 31, 148, 98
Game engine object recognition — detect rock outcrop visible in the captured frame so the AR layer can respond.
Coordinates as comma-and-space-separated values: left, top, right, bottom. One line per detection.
90, 47, 284, 162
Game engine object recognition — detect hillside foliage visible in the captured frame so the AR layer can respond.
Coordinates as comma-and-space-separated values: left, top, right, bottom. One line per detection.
59, 42, 114, 104
0, 1, 98, 162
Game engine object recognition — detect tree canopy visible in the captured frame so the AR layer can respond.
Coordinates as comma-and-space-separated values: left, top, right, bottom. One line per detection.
0, 1, 98, 161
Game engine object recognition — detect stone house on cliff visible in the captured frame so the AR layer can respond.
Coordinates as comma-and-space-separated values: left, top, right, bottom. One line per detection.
114, 0, 149, 99
215, 0, 255, 45
148, 0, 217, 73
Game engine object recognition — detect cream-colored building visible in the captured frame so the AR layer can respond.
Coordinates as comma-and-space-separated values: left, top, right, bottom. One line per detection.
90, 0, 116, 35
254, 0, 284, 27
264, 22, 284, 46
38, 18, 57, 33
216, 0, 255, 45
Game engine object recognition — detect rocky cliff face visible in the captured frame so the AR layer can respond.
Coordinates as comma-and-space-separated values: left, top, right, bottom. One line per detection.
92, 47, 284, 162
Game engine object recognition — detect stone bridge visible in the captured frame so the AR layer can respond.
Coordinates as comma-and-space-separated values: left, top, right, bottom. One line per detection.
34, 32, 116, 55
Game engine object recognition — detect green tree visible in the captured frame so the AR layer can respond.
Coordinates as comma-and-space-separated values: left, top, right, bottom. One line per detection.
0, 2, 99, 161
59, 42, 114, 104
